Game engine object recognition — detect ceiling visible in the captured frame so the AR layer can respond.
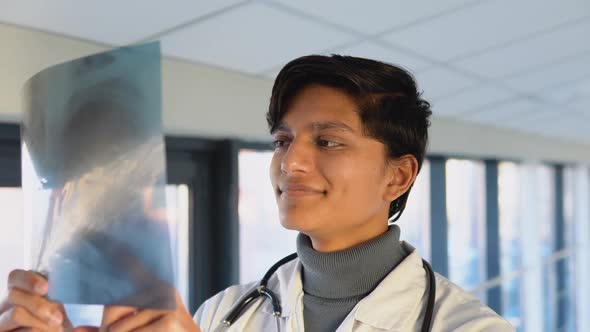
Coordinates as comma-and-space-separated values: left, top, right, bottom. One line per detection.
2, 0, 590, 144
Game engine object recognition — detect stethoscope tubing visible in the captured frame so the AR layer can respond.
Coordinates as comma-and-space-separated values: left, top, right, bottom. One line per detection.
221, 253, 436, 332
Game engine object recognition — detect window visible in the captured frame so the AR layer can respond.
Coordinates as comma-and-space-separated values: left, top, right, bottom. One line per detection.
0, 188, 24, 288
498, 162, 526, 330
397, 159, 431, 261
563, 165, 590, 332
498, 162, 556, 332
537, 165, 556, 332
446, 159, 487, 300
165, 184, 190, 308
238, 149, 297, 284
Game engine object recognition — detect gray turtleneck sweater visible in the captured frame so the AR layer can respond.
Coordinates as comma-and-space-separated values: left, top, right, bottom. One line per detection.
296, 225, 408, 332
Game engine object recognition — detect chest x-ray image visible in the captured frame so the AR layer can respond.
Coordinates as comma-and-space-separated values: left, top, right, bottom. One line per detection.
20, 42, 176, 310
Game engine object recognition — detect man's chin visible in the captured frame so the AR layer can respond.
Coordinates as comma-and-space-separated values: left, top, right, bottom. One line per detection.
279, 213, 318, 233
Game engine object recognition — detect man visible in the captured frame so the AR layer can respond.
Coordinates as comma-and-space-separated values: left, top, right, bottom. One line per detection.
1, 55, 514, 331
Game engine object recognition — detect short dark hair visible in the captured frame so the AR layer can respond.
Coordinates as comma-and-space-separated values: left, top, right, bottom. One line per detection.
266, 54, 432, 222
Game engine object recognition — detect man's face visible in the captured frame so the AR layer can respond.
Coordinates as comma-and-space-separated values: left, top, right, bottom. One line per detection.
270, 85, 394, 247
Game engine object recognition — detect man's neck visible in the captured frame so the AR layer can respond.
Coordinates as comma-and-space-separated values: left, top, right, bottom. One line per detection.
307, 222, 388, 252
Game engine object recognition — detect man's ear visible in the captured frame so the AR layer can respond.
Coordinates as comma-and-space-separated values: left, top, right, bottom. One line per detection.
384, 155, 419, 202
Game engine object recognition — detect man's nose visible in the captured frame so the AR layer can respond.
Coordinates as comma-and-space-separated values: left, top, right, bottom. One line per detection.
280, 138, 313, 174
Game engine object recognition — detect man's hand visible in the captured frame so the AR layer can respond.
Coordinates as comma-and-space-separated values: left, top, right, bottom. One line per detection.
0, 269, 71, 332
75, 290, 201, 332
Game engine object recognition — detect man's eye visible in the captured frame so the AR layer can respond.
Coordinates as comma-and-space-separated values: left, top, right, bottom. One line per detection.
317, 139, 340, 148
273, 139, 287, 148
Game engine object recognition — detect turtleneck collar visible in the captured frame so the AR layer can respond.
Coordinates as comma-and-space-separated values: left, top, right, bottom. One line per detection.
296, 225, 407, 299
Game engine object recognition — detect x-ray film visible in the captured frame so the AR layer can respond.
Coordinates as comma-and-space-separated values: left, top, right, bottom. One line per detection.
21, 42, 176, 310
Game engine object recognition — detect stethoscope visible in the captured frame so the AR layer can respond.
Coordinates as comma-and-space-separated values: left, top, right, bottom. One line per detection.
219, 252, 436, 332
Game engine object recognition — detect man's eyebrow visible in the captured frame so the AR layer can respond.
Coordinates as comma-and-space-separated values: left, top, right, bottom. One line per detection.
272, 124, 290, 134
272, 121, 356, 134
311, 121, 355, 133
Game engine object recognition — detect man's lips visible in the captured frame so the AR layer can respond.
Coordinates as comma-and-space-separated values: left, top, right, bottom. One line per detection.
279, 184, 325, 197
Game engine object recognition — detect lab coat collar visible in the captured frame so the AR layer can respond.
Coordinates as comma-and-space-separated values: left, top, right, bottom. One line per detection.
262, 242, 426, 330
353, 242, 426, 330
261, 258, 303, 318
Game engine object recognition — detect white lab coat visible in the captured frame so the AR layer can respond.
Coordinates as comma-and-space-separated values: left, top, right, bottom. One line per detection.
194, 243, 514, 331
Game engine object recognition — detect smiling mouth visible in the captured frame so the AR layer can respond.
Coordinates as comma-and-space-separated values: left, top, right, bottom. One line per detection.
281, 189, 321, 196
278, 187, 326, 199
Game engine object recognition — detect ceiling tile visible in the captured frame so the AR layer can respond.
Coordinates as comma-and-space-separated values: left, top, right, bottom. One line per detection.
161, 2, 356, 74
432, 84, 514, 117
329, 41, 432, 73
540, 77, 590, 104
414, 67, 478, 100
502, 53, 590, 93
266, 0, 477, 35
571, 97, 590, 116
382, 0, 590, 61
453, 19, 590, 78
0, 0, 245, 45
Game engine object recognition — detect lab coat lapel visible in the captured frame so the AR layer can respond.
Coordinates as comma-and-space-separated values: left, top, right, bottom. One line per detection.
340, 246, 427, 331
260, 259, 304, 319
